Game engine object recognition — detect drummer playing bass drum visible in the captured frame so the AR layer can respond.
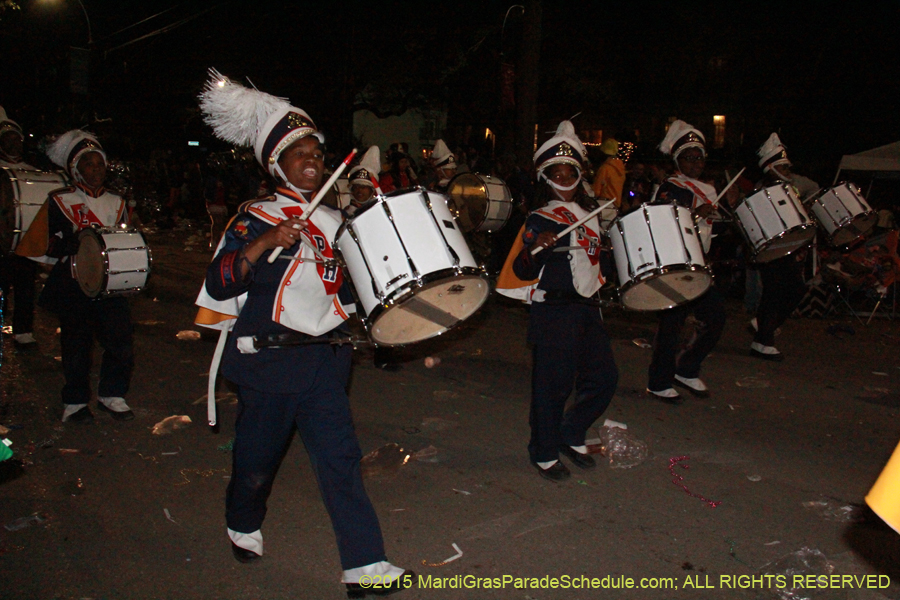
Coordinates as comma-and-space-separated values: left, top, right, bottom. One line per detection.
35, 130, 136, 423
646, 120, 726, 404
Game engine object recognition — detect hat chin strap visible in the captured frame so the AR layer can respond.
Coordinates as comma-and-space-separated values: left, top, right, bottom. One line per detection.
542, 171, 582, 193
766, 164, 793, 183
274, 163, 315, 197
71, 166, 86, 185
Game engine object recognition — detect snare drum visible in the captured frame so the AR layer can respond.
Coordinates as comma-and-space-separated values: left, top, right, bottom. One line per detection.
609, 204, 712, 311
447, 172, 513, 232
73, 227, 151, 298
733, 184, 816, 263
0, 167, 68, 253
806, 182, 877, 246
334, 188, 489, 346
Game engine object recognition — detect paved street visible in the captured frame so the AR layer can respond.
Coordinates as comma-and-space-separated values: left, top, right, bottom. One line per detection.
1, 225, 899, 600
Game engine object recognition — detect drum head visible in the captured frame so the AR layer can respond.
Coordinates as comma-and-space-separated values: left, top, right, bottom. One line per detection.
447, 173, 489, 232
620, 268, 712, 312
369, 273, 489, 346
752, 225, 816, 263
75, 230, 106, 297
0, 171, 16, 254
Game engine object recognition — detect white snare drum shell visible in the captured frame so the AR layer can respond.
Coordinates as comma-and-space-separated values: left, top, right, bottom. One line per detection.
335, 189, 488, 345
610, 204, 711, 311
735, 185, 814, 262
808, 183, 877, 246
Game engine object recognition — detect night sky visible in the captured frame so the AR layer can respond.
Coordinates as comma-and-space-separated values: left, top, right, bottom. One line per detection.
2, 1, 899, 179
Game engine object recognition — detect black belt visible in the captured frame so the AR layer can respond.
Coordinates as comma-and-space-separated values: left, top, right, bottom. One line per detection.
539, 289, 601, 306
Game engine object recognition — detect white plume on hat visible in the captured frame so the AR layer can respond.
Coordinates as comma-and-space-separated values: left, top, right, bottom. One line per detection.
758, 132, 790, 171
659, 119, 705, 158
199, 68, 322, 177
199, 68, 289, 148
46, 130, 105, 174
348, 145, 382, 187
533, 120, 587, 173
432, 139, 456, 168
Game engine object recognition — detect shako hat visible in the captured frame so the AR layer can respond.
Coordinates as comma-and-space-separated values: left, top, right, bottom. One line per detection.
47, 130, 106, 175
659, 119, 705, 159
533, 120, 587, 174
199, 68, 324, 178
757, 132, 791, 172
348, 145, 382, 188
431, 139, 456, 169
0, 106, 23, 140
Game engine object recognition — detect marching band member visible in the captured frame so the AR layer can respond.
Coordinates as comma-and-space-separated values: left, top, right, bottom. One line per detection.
426, 139, 457, 193
646, 120, 726, 403
38, 131, 135, 423
0, 107, 39, 348
748, 133, 810, 361
344, 145, 382, 217
499, 120, 618, 482
195, 71, 413, 597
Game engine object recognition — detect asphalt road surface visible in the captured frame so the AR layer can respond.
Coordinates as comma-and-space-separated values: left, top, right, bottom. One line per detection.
1, 225, 898, 600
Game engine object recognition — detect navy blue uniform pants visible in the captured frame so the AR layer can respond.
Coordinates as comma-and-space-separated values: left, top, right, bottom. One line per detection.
528, 302, 619, 464
648, 287, 726, 391
755, 255, 806, 346
58, 296, 134, 405
0, 254, 37, 335
226, 346, 386, 571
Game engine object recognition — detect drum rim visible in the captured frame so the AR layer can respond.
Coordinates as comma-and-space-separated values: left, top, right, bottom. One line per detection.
807, 181, 862, 202
617, 265, 713, 312
75, 228, 110, 298
366, 267, 489, 346
748, 223, 816, 263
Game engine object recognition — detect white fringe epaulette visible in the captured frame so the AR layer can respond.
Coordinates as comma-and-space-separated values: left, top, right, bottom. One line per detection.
199, 68, 291, 147
46, 130, 98, 169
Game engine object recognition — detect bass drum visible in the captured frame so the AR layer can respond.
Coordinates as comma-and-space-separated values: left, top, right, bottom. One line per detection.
447, 172, 513, 232
335, 188, 489, 346
73, 227, 152, 298
0, 167, 69, 253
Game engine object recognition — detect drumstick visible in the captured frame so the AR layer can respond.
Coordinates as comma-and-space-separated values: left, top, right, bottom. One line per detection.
530, 199, 616, 256
370, 176, 383, 195
267, 148, 358, 264
712, 167, 745, 207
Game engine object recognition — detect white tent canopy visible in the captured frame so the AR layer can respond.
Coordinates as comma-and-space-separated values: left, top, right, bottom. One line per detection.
835, 141, 900, 183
